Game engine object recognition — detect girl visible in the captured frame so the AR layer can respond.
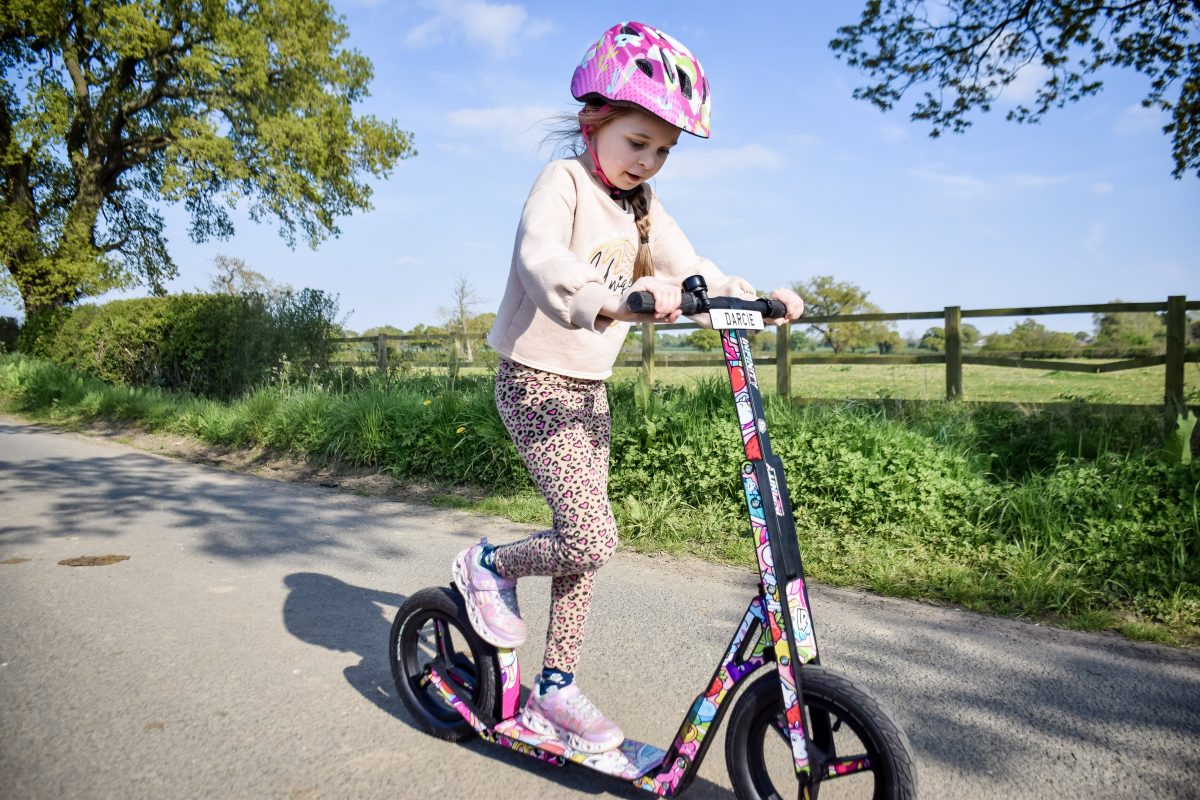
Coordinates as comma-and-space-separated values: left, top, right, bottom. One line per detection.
452, 20, 804, 754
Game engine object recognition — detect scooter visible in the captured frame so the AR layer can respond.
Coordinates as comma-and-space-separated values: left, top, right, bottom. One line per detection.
389, 276, 917, 799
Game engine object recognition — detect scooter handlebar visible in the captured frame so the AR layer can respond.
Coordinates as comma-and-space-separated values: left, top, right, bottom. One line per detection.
626, 292, 787, 320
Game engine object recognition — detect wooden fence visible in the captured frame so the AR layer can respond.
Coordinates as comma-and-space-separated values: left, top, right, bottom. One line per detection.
332, 296, 1199, 410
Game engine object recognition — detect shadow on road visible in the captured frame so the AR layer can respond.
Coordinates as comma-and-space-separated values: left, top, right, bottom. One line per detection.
283, 572, 410, 719
0, 432, 410, 565
822, 599, 1200, 798
280, 570, 737, 798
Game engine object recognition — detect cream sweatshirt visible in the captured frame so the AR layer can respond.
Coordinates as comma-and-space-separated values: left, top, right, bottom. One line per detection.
487, 156, 756, 380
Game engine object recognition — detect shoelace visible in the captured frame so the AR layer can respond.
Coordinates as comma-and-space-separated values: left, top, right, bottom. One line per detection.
561, 689, 604, 724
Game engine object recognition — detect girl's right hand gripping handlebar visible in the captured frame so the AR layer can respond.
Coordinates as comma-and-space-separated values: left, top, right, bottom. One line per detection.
626, 275, 788, 319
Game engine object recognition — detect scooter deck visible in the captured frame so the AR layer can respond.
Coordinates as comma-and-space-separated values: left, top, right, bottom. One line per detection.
493, 718, 667, 780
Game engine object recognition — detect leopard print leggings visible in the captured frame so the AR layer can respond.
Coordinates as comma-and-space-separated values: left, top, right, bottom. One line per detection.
490, 358, 618, 672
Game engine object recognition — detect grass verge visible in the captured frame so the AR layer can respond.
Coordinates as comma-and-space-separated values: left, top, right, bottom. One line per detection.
2, 352, 1196, 647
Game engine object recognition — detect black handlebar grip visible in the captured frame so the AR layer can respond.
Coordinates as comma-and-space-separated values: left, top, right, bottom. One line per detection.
626, 292, 700, 315
626, 291, 655, 313
764, 298, 787, 319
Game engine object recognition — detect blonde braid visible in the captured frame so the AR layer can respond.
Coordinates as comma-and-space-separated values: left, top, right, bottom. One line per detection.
628, 185, 654, 280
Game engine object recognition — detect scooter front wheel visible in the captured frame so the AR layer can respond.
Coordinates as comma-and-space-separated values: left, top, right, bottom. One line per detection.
725, 666, 917, 800
389, 585, 497, 742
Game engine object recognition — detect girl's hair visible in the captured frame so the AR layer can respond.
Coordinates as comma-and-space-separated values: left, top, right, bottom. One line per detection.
544, 102, 656, 281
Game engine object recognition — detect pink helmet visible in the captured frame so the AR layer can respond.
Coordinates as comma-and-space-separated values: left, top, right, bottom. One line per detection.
570, 21, 711, 138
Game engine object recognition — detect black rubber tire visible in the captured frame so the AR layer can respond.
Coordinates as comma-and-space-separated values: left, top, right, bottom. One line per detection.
725, 666, 917, 800
389, 585, 498, 742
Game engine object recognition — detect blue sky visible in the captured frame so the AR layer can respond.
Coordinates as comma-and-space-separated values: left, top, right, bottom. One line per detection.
4, 1, 1197, 338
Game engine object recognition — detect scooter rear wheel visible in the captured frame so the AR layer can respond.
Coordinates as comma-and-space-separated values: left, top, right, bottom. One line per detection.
725, 666, 917, 799
389, 585, 497, 741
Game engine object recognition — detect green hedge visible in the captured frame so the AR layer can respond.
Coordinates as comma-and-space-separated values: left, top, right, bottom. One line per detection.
16, 291, 339, 399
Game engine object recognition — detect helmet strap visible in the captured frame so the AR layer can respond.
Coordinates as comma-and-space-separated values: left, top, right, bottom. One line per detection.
579, 105, 637, 201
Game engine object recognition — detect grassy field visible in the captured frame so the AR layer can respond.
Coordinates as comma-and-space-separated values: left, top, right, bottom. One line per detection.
612, 360, 1200, 405
435, 358, 1199, 405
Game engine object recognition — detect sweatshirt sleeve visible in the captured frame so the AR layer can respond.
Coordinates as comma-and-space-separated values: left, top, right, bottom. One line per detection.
648, 192, 757, 301
511, 165, 616, 332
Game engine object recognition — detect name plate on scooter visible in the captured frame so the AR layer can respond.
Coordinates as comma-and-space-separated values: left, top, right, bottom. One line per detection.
710, 308, 764, 330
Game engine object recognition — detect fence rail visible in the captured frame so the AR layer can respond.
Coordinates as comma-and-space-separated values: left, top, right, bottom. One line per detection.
331, 297, 1198, 410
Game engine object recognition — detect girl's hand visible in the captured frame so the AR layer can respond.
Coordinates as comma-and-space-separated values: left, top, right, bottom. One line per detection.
767, 287, 804, 326
601, 276, 683, 323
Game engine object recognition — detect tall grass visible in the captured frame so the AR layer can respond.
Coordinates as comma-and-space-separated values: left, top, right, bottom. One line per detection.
2, 353, 1196, 643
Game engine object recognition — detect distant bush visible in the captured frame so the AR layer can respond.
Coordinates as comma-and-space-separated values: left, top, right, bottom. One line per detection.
982, 319, 1083, 354
17, 290, 339, 399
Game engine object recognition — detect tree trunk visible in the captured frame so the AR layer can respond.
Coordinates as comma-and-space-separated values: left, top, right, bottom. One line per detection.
28, 167, 106, 314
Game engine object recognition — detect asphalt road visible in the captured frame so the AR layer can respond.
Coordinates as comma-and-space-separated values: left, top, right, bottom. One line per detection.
2, 416, 1199, 799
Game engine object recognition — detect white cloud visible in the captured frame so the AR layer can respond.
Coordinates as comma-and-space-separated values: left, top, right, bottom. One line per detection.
1083, 221, 1105, 252
1006, 173, 1067, 188
1091, 181, 1114, 194
404, 0, 554, 58
913, 167, 990, 197
998, 62, 1049, 104
667, 144, 787, 182
444, 104, 560, 154
914, 168, 1074, 197
1114, 102, 1165, 135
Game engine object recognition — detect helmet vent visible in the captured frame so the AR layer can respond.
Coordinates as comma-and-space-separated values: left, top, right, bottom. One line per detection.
659, 50, 676, 83
634, 58, 655, 78
678, 69, 692, 99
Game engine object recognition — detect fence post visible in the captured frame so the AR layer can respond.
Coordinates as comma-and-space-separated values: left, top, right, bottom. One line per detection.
776, 321, 791, 399
944, 306, 962, 401
1165, 295, 1187, 415
642, 322, 655, 385
376, 333, 387, 374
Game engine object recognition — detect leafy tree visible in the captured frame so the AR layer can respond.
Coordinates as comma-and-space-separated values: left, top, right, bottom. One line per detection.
1, 0, 415, 315
657, 331, 687, 348
754, 330, 774, 353
791, 275, 897, 354
981, 318, 1082, 353
919, 323, 980, 351
1092, 303, 1166, 351
469, 311, 496, 338
361, 325, 404, 338
404, 322, 448, 351
871, 322, 902, 354
919, 326, 946, 351
687, 328, 721, 351
207, 254, 290, 296
791, 328, 817, 351
830, 1, 1200, 178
